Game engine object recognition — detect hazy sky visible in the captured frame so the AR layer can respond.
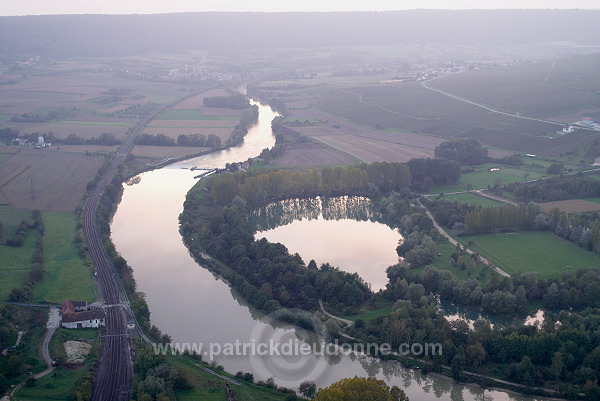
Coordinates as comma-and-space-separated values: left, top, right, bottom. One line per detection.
1, 0, 598, 16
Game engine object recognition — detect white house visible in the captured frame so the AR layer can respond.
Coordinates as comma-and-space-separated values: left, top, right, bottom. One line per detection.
562, 125, 574, 133
61, 299, 106, 329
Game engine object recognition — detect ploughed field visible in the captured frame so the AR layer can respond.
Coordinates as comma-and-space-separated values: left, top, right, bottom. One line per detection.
312, 55, 600, 156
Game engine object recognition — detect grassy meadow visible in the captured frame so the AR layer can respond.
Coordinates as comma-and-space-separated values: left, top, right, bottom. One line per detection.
35, 213, 95, 303
457, 231, 600, 279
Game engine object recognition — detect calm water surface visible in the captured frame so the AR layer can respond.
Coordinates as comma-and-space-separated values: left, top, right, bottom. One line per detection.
111, 101, 550, 400
253, 196, 401, 291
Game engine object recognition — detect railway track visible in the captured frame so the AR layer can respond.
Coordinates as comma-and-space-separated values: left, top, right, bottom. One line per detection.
84, 94, 198, 401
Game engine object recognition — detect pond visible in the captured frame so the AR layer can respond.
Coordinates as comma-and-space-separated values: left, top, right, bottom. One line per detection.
252, 196, 402, 291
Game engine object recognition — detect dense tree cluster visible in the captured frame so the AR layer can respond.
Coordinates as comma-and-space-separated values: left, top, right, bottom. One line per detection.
507, 176, 600, 203
424, 198, 477, 228
313, 377, 409, 401
224, 104, 259, 147
130, 341, 192, 401
345, 264, 600, 397
406, 158, 460, 192
203, 93, 250, 110
464, 204, 538, 234
396, 231, 436, 267
434, 138, 489, 165
181, 198, 371, 312
0, 128, 19, 143
63, 132, 120, 146
135, 133, 221, 149
208, 162, 412, 209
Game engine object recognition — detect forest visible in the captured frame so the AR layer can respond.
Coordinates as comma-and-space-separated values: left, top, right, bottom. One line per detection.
178, 159, 600, 398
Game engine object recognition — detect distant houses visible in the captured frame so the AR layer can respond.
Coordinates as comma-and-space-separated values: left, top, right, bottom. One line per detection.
61, 299, 106, 329
581, 117, 600, 129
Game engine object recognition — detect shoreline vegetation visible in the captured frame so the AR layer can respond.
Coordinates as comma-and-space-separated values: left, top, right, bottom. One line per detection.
178, 159, 600, 400
80, 94, 299, 400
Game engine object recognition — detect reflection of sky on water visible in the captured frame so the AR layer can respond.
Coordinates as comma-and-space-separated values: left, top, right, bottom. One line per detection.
256, 213, 400, 291
112, 101, 554, 400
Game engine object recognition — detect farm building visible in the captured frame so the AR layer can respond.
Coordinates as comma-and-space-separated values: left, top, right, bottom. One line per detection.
61, 299, 106, 329
581, 118, 600, 129
562, 124, 574, 133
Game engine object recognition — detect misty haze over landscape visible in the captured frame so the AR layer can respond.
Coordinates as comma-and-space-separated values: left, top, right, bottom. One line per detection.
1, 6, 600, 401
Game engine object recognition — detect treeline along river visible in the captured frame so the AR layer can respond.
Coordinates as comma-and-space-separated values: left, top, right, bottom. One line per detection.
111, 101, 552, 400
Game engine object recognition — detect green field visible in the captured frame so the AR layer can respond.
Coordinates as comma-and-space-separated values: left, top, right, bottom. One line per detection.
16, 366, 88, 400
437, 192, 503, 207
458, 231, 600, 279
0, 205, 34, 238
156, 109, 239, 120
0, 230, 39, 300
171, 357, 287, 401
582, 197, 600, 204
431, 168, 544, 194
34, 213, 95, 303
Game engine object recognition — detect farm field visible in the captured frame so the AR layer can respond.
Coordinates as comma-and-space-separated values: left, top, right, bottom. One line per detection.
538, 199, 600, 213
457, 231, 600, 279
171, 88, 230, 109
437, 192, 503, 207
0, 66, 190, 142
273, 141, 357, 167
304, 55, 600, 156
0, 149, 104, 212
430, 168, 545, 194
35, 213, 95, 303
431, 54, 600, 122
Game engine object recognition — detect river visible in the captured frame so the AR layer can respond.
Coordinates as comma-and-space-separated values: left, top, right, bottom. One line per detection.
110, 101, 550, 400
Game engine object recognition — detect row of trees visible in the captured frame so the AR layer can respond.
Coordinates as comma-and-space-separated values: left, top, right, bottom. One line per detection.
463, 203, 539, 234
406, 158, 460, 192
209, 162, 412, 209
63, 132, 121, 146
134, 133, 222, 149
507, 176, 600, 203
223, 104, 259, 147
203, 93, 249, 110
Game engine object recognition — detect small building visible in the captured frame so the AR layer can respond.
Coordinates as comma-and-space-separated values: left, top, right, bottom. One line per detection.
562, 124, 574, 133
61, 299, 106, 329
581, 118, 600, 129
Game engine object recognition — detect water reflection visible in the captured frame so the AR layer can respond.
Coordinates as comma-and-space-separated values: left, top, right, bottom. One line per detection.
253, 197, 401, 291
111, 101, 553, 400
